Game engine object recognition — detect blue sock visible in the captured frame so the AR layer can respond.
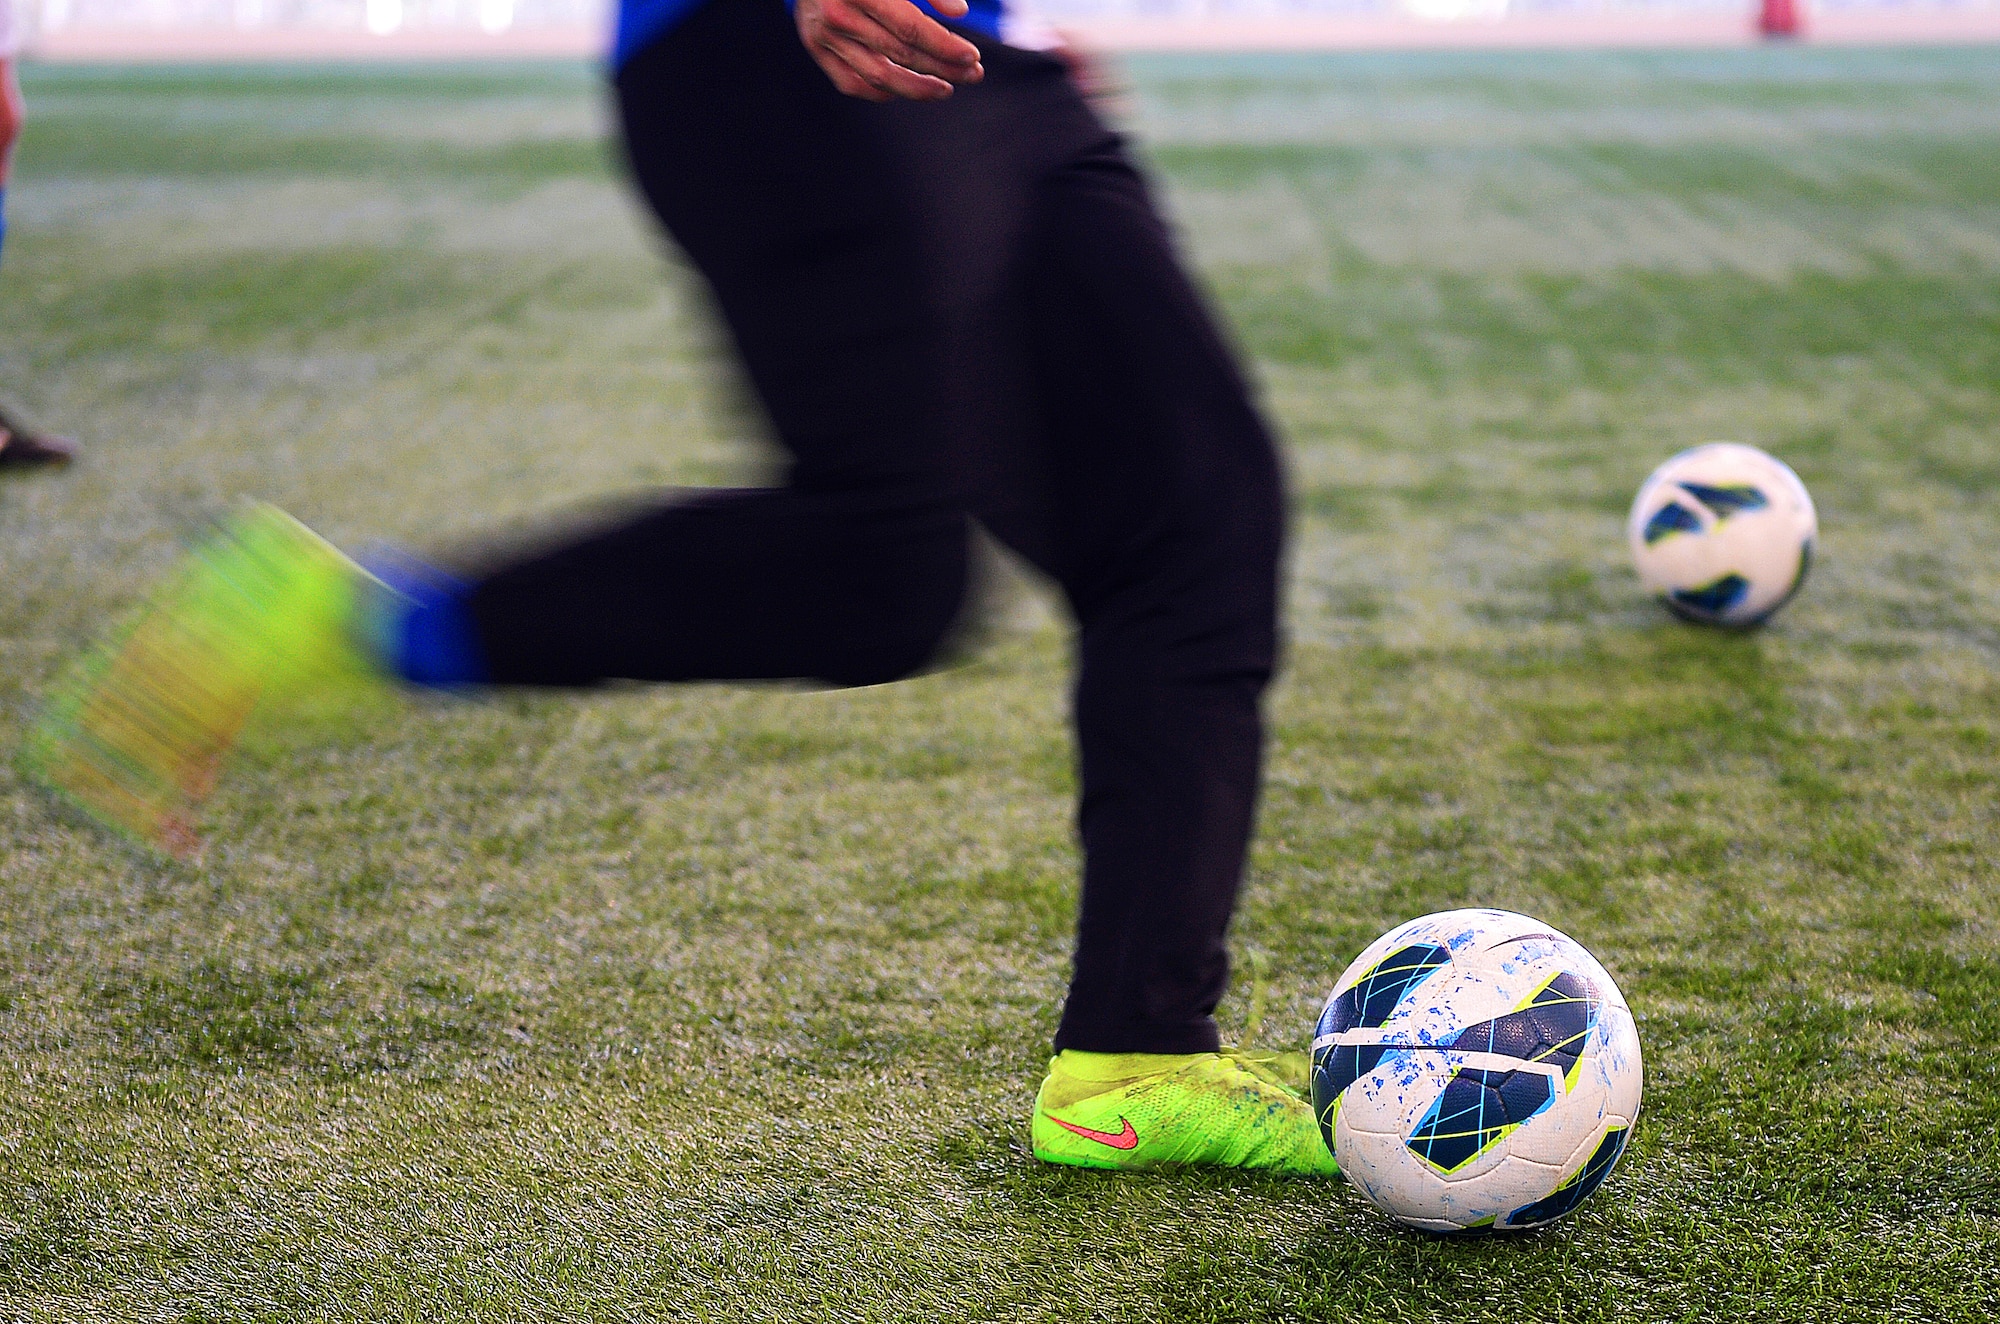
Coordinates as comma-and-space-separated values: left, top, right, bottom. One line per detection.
1, 186, 9, 268
361, 553, 489, 688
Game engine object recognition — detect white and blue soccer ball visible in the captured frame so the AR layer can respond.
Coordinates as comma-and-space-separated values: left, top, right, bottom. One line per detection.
1311, 908, 1643, 1234
1627, 442, 1817, 628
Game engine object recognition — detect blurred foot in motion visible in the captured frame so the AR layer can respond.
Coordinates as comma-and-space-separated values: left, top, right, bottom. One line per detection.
22, 505, 371, 855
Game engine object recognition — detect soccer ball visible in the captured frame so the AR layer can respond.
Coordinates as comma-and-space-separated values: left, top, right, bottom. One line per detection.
1627, 443, 1816, 628
1311, 908, 1643, 1233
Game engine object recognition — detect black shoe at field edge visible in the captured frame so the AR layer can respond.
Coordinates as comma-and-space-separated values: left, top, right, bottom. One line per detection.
0, 407, 77, 468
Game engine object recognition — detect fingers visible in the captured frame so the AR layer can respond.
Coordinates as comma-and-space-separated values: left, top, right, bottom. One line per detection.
819, 32, 956, 103
853, 0, 982, 81
798, 0, 983, 104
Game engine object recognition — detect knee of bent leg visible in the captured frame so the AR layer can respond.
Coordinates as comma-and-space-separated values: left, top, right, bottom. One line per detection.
816, 526, 971, 688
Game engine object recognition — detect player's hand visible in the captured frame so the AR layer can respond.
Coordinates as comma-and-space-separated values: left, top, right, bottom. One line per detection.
795, 0, 984, 103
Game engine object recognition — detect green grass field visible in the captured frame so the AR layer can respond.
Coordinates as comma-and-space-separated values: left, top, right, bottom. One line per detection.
3, 45, 1999, 1321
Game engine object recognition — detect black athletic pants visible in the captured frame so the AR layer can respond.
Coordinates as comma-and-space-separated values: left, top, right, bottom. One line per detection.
465, 0, 1285, 1055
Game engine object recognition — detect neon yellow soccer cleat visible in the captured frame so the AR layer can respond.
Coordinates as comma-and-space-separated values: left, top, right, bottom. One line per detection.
1032, 1048, 1340, 1175
22, 504, 371, 857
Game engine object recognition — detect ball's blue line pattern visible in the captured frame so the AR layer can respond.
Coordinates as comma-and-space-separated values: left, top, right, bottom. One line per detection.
1319, 943, 1453, 1036
1398, 971, 1603, 1173
1669, 573, 1751, 617
1642, 500, 1704, 545
1503, 1126, 1632, 1229
1314, 1043, 1396, 1106
1405, 1068, 1556, 1173
1311, 943, 1453, 1152
1676, 481, 1768, 518
1441, 970, 1601, 1083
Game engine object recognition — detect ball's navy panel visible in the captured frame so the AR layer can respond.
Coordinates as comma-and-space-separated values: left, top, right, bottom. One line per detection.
1320, 944, 1453, 1035
1503, 1126, 1631, 1228
1312, 1042, 1395, 1103
1406, 1067, 1556, 1173
1675, 481, 1768, 518
1443, 970, 1601, 1077
1669, 573, 1750, 617
1529, 971, 1597, 1007
1642, 500, 1704, 545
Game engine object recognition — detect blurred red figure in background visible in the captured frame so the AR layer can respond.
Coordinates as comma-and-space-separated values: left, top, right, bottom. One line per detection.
1758, 0, 1804, 39
0, 0, 79, 470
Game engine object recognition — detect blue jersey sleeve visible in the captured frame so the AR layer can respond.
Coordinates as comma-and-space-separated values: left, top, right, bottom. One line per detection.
613, 0, 712, 69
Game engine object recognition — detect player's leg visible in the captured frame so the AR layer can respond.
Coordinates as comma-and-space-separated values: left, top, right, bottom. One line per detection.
889, 47, 1281, 1049
863, 42, 1331, 1172
1017, 137, 1333, 1174
455, 0, 972, 689
253, 0, 979, 696
26, 0, 976, 847
1027, 136, 1285, 1058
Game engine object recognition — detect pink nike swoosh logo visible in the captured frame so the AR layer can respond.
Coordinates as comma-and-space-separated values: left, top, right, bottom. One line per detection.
1050, 1115, 1140, 1150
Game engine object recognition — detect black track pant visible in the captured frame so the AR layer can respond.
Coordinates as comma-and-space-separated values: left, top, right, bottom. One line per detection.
466, 0, 1285, 1055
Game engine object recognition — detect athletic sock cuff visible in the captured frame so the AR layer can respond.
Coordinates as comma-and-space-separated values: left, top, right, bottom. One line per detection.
1053, 1012, 1224, 1059
362, 553, 490, 688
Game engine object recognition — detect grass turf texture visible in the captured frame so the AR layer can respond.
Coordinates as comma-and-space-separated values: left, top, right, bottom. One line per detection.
2, 45, 1999, 1320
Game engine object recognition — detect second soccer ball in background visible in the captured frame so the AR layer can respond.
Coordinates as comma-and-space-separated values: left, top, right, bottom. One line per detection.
1628, 443, 1817, 628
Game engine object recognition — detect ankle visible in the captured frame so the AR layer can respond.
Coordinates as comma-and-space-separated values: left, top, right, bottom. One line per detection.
357, 554, 488, 687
